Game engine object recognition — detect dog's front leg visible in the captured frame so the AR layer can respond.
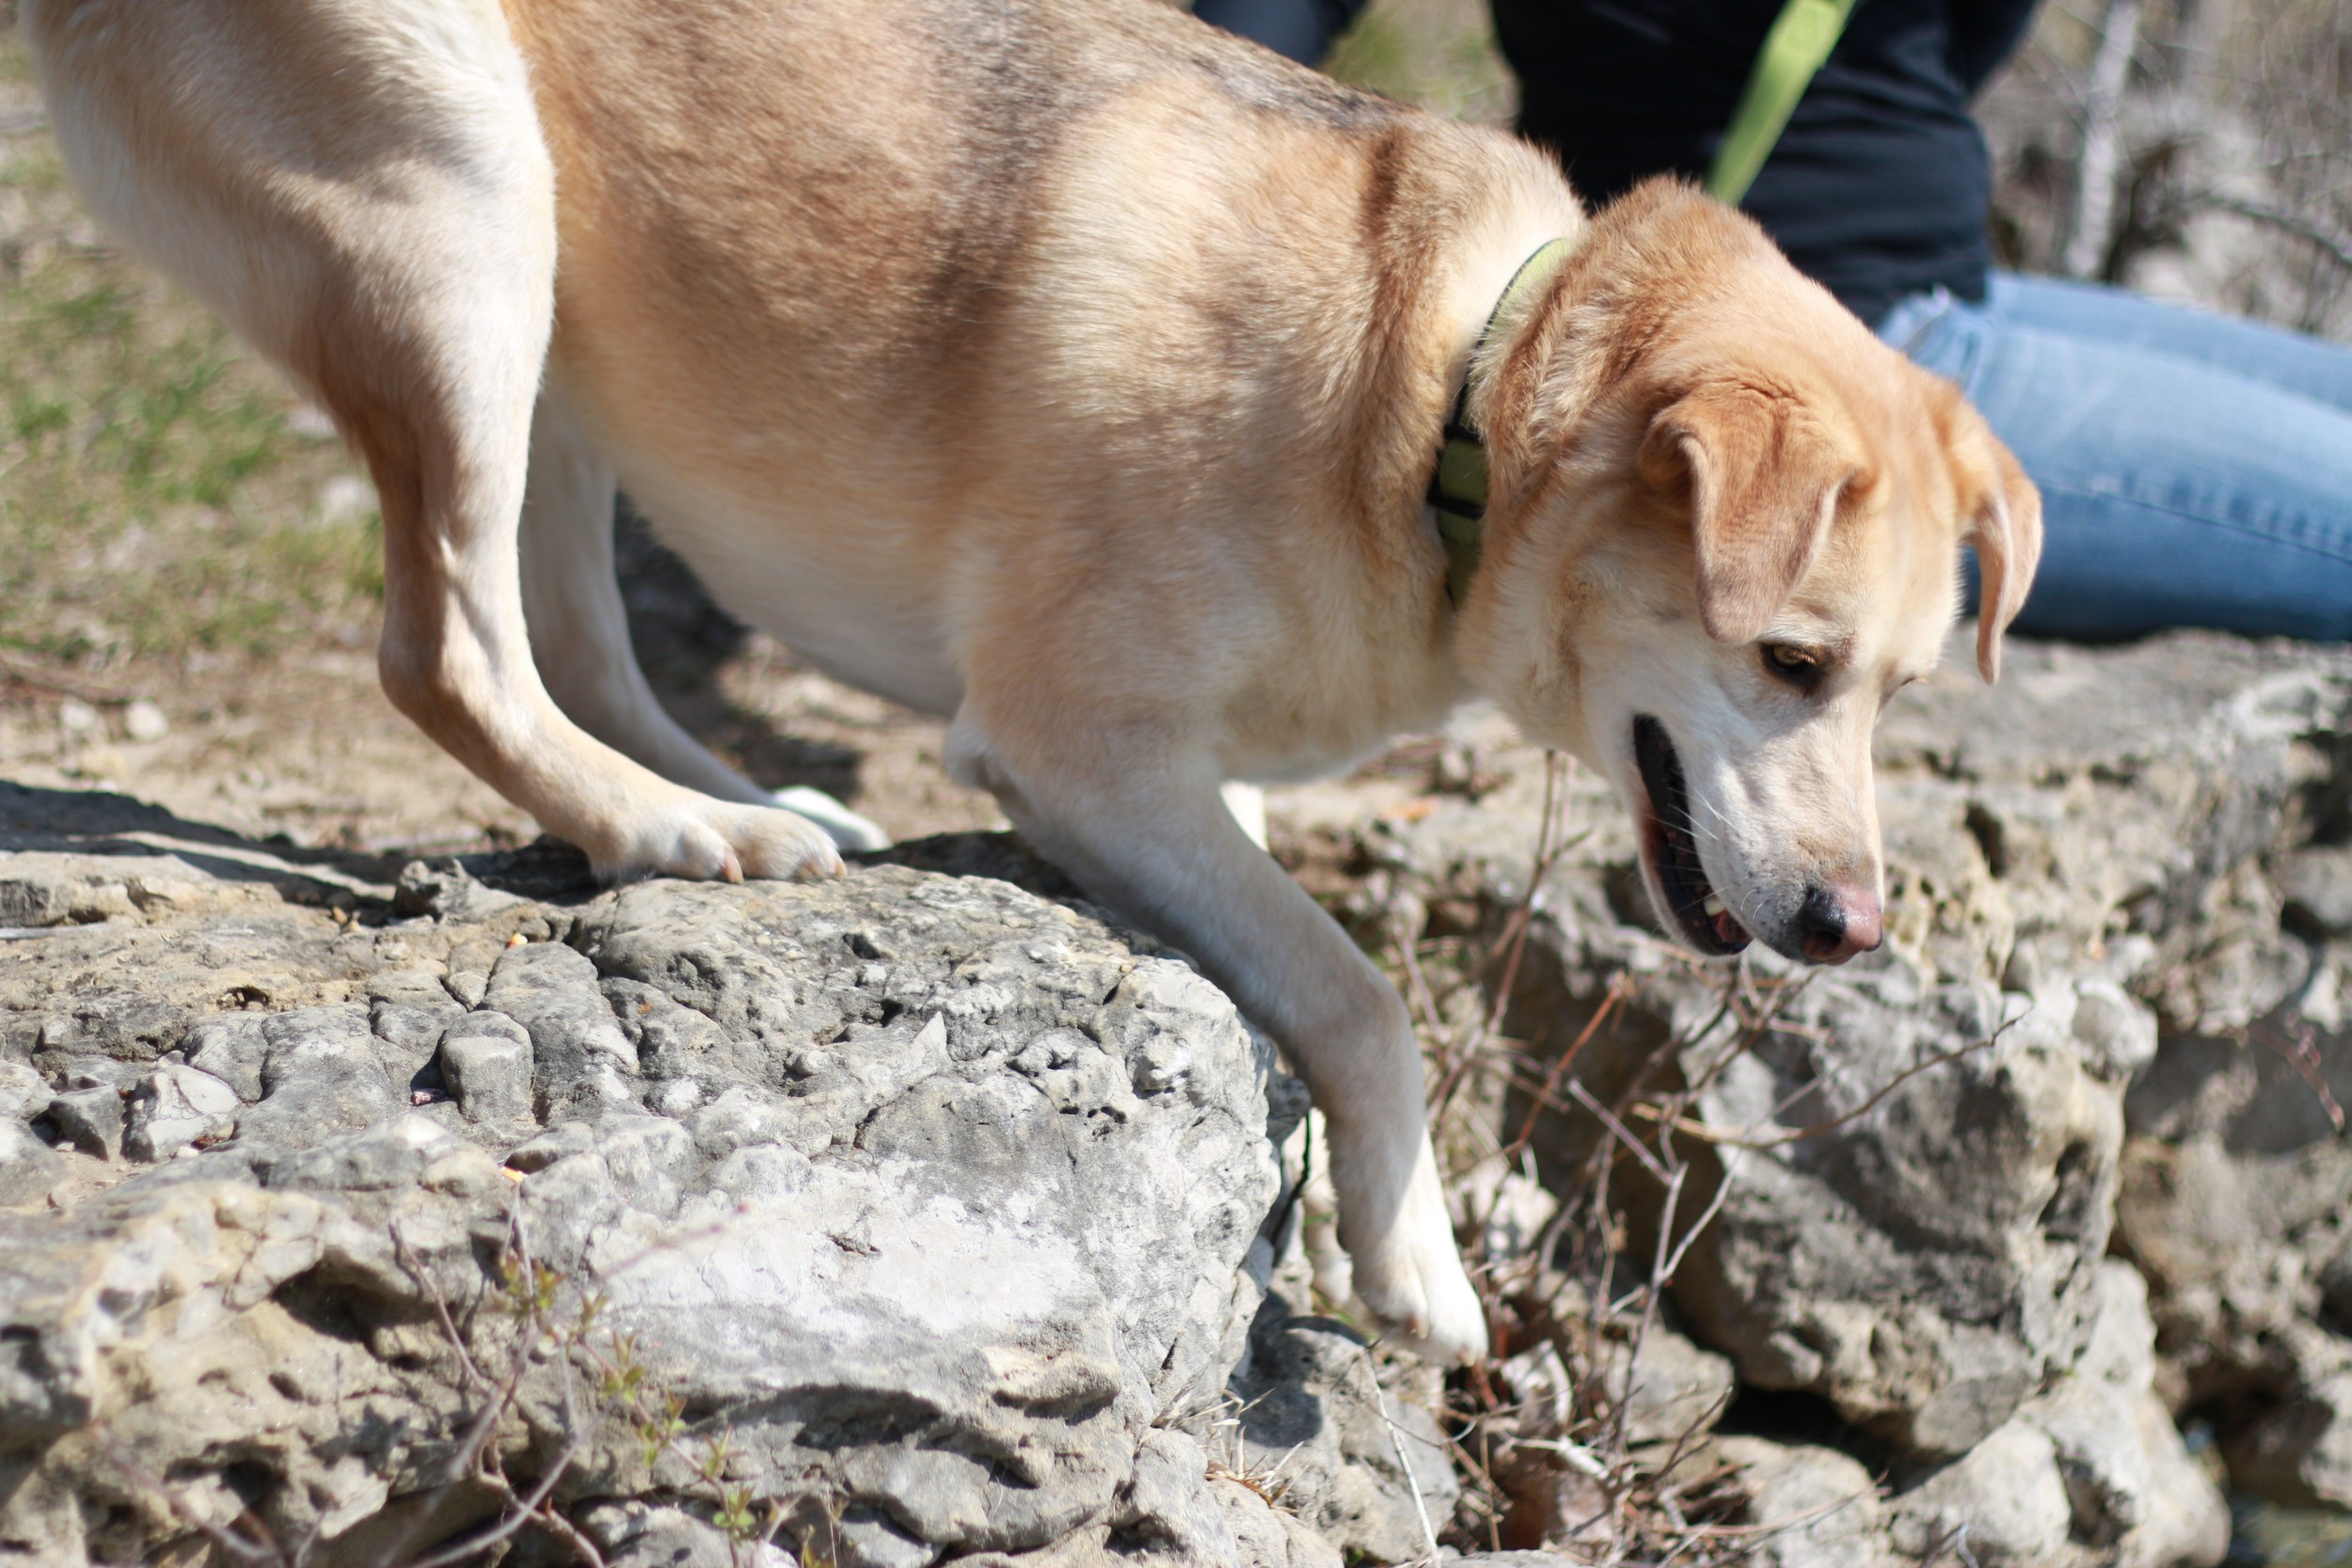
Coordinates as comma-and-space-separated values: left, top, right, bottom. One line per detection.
953, 722, 1487, 1361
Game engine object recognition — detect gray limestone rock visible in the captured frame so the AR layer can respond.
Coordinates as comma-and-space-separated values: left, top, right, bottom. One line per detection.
0, 832, 1303, 1568
260, 1001, 376, 1069
2110, 947, 2352, 1509
1889, 1422, 2077, 1567
41, 1083, 122, 1160
0, 1058, 50, 1122
56, 1056, 140, 1093
1216, 1479, 1344, 1568
604, 974, 736, 1082
393, 853, 527, 922
235, 1020, 405, 1153
1881, 1263, 2228, 1568
437, 1010, 534, 1122
7, 627, 2348, 1566
1714, 1437, 1892, 1568
244, 1069, 408, 1161
120, 1059, 240, 1161
1264, 627, 2341, 1559
485, 937, 639, 1117
369, 990, 463, 1083
2070, 979, 2162, 1082
1673, 973, 2125, 1458
1222, 1296, 1458, 1563
2280, 844, 2352, 941
0, 1119, 63, 1208
1595, 1324, 1739, 1448
1500, 951, 2126, 1459
579, 1500, 739, 1568
182, 1012, 269, 1101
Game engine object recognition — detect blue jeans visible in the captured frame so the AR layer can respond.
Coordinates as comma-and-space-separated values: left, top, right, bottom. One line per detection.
1879, 275, 2352, 641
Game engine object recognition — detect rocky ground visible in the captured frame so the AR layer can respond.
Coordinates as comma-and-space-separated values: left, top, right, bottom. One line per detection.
0, 801, 1455, 1568
1267, 628, 2352, 1568
8, 5, 2352, 1562
5, 619, 2351, 1567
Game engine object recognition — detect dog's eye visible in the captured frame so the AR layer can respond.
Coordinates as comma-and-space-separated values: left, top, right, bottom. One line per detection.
1761, 642, 1827, 689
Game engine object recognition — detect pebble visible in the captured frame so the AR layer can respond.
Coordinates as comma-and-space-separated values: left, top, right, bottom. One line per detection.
122, 699, 167, 743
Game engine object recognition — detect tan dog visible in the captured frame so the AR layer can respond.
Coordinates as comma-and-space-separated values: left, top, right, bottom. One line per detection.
25, 0, 2039, 1359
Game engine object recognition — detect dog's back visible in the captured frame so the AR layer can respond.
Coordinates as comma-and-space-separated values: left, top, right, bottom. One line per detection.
505, 0, 1568, 734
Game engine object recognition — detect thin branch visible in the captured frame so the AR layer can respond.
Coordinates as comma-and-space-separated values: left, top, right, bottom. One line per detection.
2247, 1015, 2346, 1132
1362, 1347, 1442, 1567
403, 1437, 592, 1568
0, 648, 131, 705
391, 1224, 493, 1394
1567, 1078, 1670, 1184
1641, 1010, 2026, 1151
1432, 751, 1579, 1120
1609, 1161, 1687, 1466
1684, 1481, 1878, 1539
2203, 194, 2352, 275
1506, 974, 1629, 1158
1654, 1143, 1745, 1290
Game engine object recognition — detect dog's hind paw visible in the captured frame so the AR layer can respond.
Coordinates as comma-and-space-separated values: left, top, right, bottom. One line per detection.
602, 796, 848, 884
771, 785, 892, 852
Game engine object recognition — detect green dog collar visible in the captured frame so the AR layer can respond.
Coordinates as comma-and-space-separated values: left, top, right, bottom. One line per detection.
1426, 237, 1575, 606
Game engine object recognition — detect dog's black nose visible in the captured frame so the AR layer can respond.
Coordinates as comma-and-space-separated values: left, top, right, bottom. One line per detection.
1798, 881, 1883, 964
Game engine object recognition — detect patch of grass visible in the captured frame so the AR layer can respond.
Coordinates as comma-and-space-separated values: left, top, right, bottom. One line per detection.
1324, 0, 1517, 125
0, 29, 381, 668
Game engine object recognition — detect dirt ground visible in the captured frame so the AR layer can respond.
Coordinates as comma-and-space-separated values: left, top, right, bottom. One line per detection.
0, 538, 1016, 865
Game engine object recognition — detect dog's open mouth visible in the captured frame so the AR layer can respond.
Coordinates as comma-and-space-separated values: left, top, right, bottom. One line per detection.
1632, 715, 1752, 957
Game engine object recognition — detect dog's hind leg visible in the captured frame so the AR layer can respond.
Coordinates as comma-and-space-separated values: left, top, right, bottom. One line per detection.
517, 394, 887, 850
26, 0, 844, 881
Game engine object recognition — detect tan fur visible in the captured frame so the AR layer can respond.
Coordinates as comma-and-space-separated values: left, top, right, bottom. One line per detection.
22, 0, 2039, 1360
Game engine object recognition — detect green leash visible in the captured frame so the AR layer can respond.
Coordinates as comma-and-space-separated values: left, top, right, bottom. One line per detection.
1706, 0, 1860, 205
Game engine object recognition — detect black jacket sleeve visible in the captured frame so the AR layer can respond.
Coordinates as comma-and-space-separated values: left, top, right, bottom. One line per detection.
1947, 0, 2042, 94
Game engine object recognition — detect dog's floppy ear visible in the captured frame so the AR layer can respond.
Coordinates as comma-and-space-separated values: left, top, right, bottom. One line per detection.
1939, 395, 2042, 684
1639, 381, 1855, 644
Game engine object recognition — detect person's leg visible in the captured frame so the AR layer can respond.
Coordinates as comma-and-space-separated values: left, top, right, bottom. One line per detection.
1885, 292, 2352, 641
1191, 0, 1359, 63
1987, 273, 2352, 416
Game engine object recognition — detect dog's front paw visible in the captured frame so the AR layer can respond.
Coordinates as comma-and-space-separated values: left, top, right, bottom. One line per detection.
1341, 1136, 1489, 1364
600, 796, 848, 884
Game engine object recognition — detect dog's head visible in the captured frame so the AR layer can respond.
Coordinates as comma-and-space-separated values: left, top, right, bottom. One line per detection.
1458, 181, 2040, 965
